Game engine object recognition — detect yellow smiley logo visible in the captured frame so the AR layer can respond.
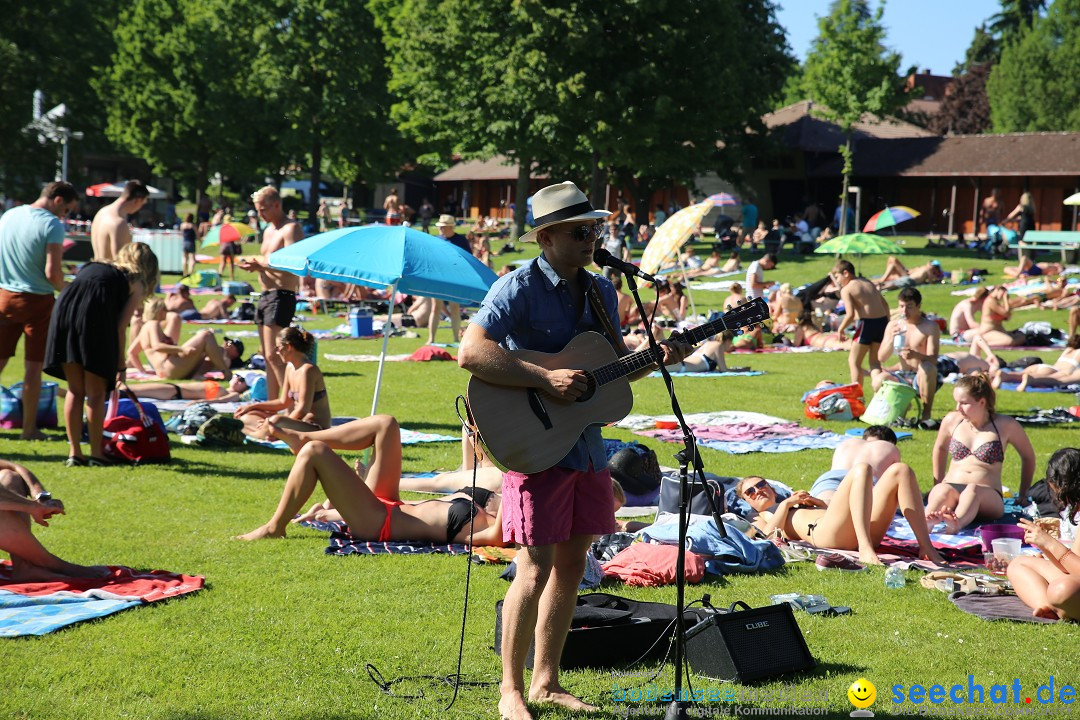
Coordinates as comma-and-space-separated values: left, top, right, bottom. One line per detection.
848, 678, 877, 709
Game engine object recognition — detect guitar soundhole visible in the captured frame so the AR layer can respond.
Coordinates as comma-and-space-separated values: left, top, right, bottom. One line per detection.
576, 372, 597, 403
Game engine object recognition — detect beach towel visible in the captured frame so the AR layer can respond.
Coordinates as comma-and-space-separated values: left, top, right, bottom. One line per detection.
601, 543, 706, 587
637, 421, 846, 455
647, 370, 764, 378
0, 564, 204, 637
186, 318, 256, 325
615, 411, 791, 431
317, 521, 471, 556
686, 280, 736, 292
998, 382, 1080, 394
948, 591, 1057, 624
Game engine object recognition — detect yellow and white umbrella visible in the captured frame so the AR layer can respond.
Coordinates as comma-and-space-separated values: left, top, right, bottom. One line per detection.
1065, 192, 1080, 206
638, 200, 715, 319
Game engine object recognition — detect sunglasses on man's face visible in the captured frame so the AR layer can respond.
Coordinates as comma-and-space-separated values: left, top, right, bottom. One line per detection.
564, 223, 604, 242
742, 479, 770, 498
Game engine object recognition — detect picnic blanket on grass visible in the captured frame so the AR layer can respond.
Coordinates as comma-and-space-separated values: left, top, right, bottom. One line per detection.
648, 370, 764, 378
309, 520, 471, 556
637, 421, 845, 455
949, 591, 1057, 623
0, 564, 204, 637
616, 411, 791, 431
324, 353, 411, 363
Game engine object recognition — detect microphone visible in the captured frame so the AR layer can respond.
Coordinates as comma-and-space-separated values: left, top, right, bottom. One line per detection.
593, 248, 657, 283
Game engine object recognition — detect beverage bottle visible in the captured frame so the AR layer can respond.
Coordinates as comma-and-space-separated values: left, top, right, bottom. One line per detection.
884, 565, 906, 589
893, 329, 906, 354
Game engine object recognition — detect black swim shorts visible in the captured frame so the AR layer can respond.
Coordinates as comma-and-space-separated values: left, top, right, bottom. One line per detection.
854, 316, 889, 346
255, 289, 297, 328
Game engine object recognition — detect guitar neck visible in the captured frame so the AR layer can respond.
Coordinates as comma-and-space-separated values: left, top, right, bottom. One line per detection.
591, 314, 736, 386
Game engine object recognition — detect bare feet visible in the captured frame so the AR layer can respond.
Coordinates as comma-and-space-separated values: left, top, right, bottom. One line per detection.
235, 524, 285, 540
920, 547, 946, 565
353, 458, 367, 481
1033, 604, 1061, 620
266, 418, 305, 454
858, 551, 883, 566
293, 502, 328, 524
19, 430, 48, 441
10, 562, 111, 582
528, 685, 597, 712
1017, 376, 1029, 392
498, 689, 533, 720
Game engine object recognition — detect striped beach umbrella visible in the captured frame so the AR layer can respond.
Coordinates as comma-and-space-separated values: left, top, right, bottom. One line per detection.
863, 205, 920, 232
202, 222, 256, 247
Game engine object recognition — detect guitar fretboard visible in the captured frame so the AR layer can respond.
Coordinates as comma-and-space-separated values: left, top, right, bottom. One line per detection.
588, 298, 767, 386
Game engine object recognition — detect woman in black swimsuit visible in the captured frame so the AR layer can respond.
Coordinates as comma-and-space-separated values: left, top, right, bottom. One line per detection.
236, 414, 506, 545
926, 373, 1036, 533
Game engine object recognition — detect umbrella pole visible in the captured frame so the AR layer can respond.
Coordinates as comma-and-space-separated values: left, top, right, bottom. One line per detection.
677, 256, 696, 319
370, 282, 398, 416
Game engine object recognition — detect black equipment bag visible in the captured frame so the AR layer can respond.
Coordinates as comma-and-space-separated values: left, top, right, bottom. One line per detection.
494, 593, 683, 670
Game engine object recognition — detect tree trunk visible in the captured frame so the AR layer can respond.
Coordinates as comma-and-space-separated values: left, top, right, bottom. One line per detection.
511, 158, 531, 242
838, 133, 852, 235
194, 150, 209, 208
589, 150, 605, 208
309, 139, 322, 222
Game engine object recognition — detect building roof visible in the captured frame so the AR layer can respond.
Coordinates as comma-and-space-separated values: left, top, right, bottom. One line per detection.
433, 155, 547, 182
808, 132, 1080, 178
764, 100, 935, 153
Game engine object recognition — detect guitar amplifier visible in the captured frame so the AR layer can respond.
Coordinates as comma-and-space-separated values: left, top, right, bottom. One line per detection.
684, 601, 815, 683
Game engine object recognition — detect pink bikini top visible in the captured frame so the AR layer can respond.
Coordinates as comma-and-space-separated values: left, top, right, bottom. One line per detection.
948, 418, 1005, 464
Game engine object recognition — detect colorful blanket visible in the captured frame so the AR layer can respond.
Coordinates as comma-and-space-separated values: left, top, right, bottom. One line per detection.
637, 421, 845, 455
324, 353, 411, 363
616, 411, 791, 431
0, 564, 204, 637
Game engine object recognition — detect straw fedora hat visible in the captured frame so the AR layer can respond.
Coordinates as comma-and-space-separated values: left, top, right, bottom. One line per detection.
520, 181, 610, 242
435, 214, 456, 228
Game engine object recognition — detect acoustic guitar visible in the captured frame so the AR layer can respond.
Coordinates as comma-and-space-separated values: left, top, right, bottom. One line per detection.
466, 298, 769, 473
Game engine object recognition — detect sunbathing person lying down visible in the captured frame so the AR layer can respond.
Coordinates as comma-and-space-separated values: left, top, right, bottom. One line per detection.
236, 414, 508, 545
740, 463, 944, 565
129, 297, 234, 380
990, 334, 1080, 391
810, 425, 899, 503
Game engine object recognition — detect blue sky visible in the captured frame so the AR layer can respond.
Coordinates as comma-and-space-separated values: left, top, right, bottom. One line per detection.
775, 0, 1002, 76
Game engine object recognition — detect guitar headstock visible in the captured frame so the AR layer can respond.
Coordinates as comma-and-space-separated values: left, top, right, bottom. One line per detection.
719, 297, 770, 333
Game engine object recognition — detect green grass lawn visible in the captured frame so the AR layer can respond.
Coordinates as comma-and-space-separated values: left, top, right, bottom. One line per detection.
3, 238, 1078, 719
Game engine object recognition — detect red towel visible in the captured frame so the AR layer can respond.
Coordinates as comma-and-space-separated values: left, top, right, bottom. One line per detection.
601, 543, 706, 587
0, 563, 204, 603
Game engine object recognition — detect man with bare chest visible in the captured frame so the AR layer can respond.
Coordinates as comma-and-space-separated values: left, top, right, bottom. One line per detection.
91, 181, 149, 261
832, 260, 891, 389
240, 186, 303, 399
874, 286, 941, 421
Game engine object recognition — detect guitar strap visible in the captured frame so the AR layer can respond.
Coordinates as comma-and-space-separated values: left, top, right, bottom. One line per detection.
586, 277, 622, 351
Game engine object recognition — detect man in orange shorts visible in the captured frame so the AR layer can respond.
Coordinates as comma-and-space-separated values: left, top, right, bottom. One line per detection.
0, 182, 78, 439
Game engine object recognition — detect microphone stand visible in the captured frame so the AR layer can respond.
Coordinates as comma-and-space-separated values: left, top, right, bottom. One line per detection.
620, 269, 728, 720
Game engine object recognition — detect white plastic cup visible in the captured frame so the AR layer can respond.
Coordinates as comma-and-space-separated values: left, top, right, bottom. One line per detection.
992, 537, 1021, 558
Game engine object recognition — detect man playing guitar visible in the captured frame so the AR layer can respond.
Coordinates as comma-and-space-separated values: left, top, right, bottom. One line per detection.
458, 182, 690, 720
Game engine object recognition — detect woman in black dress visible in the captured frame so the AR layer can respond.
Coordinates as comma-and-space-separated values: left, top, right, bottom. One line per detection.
45, 242, 159, 466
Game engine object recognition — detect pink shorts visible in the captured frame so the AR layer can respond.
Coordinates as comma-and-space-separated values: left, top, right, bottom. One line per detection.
502, 465, 615, 546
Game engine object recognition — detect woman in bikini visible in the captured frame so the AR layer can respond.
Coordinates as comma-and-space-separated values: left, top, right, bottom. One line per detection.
1008, 447, 1080, 620
975, 285, 1027, 347
130, 297, 234, 381
769, 283, 802, 332
235, 415, 506, 546
792, 311, 850, 350
740, 464, 944, 565
926, 373, 1036, 533
234, 327, 331, 437
990, 334, 1080, 391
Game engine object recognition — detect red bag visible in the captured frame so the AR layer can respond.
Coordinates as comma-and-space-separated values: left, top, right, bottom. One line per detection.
103, 385, 171, 464
802, 382, 865, 420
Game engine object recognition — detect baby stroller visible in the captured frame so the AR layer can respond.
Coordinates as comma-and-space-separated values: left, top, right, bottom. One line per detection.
982, 224, 1017, 258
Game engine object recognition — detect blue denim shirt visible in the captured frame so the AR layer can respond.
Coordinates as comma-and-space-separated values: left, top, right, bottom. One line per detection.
471, 254, 621, 472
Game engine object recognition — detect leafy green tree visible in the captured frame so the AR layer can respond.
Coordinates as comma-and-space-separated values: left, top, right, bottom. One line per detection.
989, 0, 1047, 43
987, 0, 1080, 132
97, 0, 259, 204
249, 0, 401, 219
802, 0, 905, 233
375, 0, 791, 235
0, 0, 118, 196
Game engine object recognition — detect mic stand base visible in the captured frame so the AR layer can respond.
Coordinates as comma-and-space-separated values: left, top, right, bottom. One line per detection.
665, 700, 694, 720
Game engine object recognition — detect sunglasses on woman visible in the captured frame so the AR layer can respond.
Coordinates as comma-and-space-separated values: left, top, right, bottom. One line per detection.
742, 479, 770, 498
